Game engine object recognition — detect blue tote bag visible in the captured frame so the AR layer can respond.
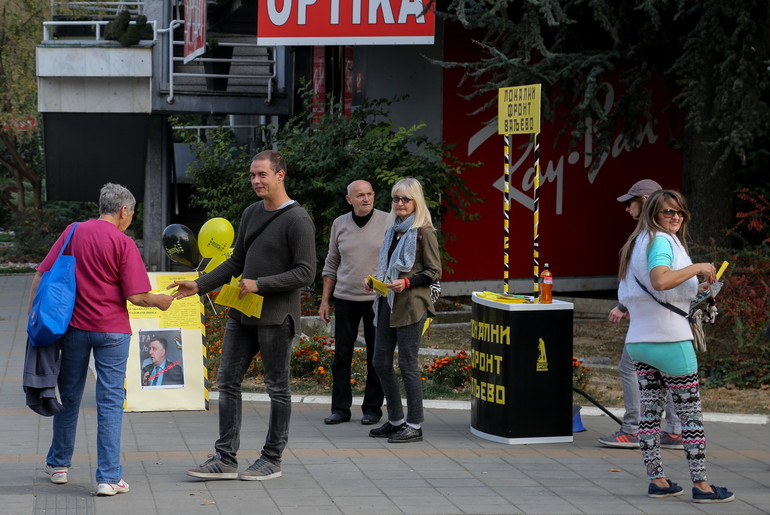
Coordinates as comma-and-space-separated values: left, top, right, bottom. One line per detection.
27, 223, 79, 347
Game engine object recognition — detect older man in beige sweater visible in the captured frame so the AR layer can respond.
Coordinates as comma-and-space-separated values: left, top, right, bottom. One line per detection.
319, 180, 388, 425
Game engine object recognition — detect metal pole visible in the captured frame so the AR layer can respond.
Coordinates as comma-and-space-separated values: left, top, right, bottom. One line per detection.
504, 135, 511, 293
533, 132, 541, 302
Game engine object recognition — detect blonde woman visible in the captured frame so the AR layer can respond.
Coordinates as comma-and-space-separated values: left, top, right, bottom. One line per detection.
618, 189, 734, 503
365, 178, 441, 443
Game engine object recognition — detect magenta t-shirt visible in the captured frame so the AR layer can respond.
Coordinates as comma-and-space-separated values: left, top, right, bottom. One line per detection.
37, 219, 151, 334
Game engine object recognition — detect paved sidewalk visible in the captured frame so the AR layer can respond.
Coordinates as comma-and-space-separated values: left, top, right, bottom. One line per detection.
1, 274, 769, 514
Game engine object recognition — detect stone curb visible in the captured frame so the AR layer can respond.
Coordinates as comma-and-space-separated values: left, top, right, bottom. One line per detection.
208, 392, 768, 425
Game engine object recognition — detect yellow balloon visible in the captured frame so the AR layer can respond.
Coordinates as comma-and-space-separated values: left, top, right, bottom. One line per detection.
198, 218, 234, 258
204, 247, 233, 273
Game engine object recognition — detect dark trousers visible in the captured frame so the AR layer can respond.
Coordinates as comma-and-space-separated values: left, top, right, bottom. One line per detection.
330, 298, 383, 418
215, 316, 293, 465
372, 300, 426, 425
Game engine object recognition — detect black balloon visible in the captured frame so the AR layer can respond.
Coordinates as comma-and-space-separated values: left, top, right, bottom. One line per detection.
162, 224, 200, 268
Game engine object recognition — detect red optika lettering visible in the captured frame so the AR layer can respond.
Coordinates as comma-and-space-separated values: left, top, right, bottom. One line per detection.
266, 0, 428, 26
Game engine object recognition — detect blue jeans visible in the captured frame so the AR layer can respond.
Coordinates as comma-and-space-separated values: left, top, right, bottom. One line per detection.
215, 316, 293, 465
46, 328, 130, 484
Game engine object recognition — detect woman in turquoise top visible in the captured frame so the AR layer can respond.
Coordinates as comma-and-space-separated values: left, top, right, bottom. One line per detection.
617, 190, 734, 504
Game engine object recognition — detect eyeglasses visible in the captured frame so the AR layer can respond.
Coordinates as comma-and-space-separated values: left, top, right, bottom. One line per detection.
659, 209, 686, 218
624, 197, 639, 207
392, 197, 413, 205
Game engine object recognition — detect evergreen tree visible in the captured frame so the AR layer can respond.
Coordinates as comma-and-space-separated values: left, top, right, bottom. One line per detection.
439, 0, 770, 245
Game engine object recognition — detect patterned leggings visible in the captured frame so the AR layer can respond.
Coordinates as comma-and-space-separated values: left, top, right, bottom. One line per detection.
634, 361, 707, 482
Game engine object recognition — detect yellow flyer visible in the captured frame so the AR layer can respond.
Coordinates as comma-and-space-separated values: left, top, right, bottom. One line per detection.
367, 275, 389, 297
214, 283, 264, 318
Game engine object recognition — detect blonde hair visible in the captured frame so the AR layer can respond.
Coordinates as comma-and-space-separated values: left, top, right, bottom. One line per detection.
387, 177, 433, 230
618, 189, 692, 279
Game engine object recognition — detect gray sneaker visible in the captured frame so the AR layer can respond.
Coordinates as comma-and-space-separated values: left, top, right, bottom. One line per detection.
660, 431, 684, 450
187, 453, 238, 479
598, 430, 639, 448
238, 457, 282, 481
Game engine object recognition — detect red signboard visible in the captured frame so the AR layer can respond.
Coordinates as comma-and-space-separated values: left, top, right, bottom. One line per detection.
440, 23, 682, 284
183, 0, 206, 64
257, 0, 435, 46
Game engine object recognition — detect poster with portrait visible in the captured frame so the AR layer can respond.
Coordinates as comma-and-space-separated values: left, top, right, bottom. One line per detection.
139, 328, 185, 389
124, 272, 208, 412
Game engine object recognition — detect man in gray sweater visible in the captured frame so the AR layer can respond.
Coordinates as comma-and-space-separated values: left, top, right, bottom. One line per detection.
319, 180, 387, 426
173, 150, 316, 481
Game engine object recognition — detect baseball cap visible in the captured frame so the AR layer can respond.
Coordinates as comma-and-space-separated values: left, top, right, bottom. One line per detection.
617, 179, 662, 202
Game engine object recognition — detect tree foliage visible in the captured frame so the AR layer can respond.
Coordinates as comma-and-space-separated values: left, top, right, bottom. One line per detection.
0, 0, 46, 212
178, 86, 480, 280
438, 0, 770, 245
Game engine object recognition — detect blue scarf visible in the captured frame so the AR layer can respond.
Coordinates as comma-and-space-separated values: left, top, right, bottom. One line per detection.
375, 215, 418, 310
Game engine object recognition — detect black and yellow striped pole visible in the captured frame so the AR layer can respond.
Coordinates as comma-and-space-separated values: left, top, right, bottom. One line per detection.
503, 136, 511, 293
498, 84, 542, 299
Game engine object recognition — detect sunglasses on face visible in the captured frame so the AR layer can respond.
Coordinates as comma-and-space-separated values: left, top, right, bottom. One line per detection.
659, 209, 686, 218
392, 197, 413, 205
624, 197, 639, 207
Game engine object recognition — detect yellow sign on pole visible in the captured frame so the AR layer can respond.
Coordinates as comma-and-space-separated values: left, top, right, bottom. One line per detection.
498, 84, 541, 135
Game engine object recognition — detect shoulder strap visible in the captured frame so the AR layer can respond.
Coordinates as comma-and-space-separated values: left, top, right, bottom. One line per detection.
244, 203, 299, 250
634, 276, 692, 321
57, 223, 79, 259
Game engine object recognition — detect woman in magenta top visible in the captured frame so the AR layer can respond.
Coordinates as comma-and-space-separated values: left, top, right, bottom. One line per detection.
31, 183, 173, 496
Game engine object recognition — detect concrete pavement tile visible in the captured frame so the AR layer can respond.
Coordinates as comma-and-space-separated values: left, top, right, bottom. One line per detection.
359, 468, 428, 480
331, 495, 402, 515
318, 481, 382, 497
391, 497, 462, 515
364, 478, 431, 489
268, 487, 337, 506
495, 485, 563, 501
425, 477, 485, 488
624, 499, 705, 515
1, 495, 35, 515
279, 508, 340, 515
308, 467, 369, 480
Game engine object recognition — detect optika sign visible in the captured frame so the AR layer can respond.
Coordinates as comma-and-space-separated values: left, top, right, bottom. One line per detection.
256, 0, 435, 46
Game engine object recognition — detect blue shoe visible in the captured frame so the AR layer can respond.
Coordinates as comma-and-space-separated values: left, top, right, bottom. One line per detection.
648, 479, 684, 498
692, 484, 735, 503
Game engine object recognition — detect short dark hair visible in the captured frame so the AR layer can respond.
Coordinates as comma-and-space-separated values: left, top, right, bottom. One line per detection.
252, 150, 287, 175
150, 337, 168, 350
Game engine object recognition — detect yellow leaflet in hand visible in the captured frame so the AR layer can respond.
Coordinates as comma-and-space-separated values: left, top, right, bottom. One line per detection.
716, 261, 729, 280
422, 317, 433, 336
367, 275, 389, 297
152, 286, 178, 296
214, 284, 263, 318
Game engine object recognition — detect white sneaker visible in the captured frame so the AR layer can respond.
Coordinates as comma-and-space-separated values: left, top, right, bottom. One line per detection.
96, 479, 129, 496
43, 463, 68, 484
